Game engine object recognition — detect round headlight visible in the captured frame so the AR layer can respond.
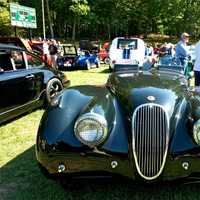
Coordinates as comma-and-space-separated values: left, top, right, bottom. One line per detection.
74, 113, 108, 147
193, 119, 200, 145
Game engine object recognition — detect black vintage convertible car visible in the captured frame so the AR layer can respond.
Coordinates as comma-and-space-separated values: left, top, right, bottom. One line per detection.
0, 43, 69, 125
36, 63, 200, 182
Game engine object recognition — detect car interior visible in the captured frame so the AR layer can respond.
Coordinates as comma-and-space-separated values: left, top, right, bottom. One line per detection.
0, 50, 26, 71
0, 52, 14, 71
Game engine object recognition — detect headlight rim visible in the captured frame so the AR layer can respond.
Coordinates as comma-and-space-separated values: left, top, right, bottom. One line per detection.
74, 113, 108, 147
193, 119, 200, 145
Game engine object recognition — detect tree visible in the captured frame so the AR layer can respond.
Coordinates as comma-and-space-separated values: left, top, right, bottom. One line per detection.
69, 0, 90, 40
2, 0, 200, 40
0, 1, 12, 36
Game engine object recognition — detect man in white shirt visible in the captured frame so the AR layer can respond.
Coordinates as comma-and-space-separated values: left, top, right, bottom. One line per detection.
175, 32, 190, 66
194, 40, 200, 86
43, 39, 49, 63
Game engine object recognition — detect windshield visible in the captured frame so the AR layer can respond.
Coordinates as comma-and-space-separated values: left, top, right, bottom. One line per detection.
117, 39, 138, 50
63, 46, 76, 55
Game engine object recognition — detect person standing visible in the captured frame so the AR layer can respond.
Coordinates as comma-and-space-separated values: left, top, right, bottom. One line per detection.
175, 32, 190, 66
194, 40, 200, 86
57, 41, 64, 57
43, 39, 49, 64
48, 39, 58, 68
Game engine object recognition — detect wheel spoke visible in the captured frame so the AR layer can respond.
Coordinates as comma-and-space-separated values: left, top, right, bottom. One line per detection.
46, 79, 63, 102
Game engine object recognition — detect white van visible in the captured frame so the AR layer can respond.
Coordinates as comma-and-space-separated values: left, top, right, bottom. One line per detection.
109, 37, 146, 69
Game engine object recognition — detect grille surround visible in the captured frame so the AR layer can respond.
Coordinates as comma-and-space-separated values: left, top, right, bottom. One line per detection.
132, 103, 169, 180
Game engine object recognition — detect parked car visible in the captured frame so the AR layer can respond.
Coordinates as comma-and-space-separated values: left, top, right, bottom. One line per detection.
29, 40, 43, 54
36, 61, 200, 183
79, 39, 99, 52
57, 44, 77, 70
75, 50, 100, 69
98, 42, 110, 64
109, 37, 145, 70
0, 36, 32, 51
0, 37, 51, 64
0, 43, 70, 125
29, 40, 52, 65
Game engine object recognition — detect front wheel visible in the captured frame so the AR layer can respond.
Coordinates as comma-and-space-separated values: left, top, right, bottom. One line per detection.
104, 57, 110, 65
46, 78, 63, 103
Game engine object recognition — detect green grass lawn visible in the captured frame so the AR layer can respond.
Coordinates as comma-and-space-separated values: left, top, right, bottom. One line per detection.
0, 65, 200, 200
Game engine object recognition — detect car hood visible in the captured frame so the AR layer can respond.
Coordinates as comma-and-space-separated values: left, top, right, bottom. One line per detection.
107, 71, 188, 118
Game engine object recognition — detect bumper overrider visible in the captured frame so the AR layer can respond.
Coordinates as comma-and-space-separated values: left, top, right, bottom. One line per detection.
36, 139, 200, 181
36, 100, 200, 182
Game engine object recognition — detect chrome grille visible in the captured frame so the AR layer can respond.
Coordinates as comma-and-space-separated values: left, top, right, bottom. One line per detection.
132, 103, 169, 180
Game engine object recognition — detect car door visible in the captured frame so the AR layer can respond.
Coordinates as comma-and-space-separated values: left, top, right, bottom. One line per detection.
0, 50, 28, 121
24, 52, 45, 101
0, 49, 45, 124
88, 53, 98, 66
84, 51, 93, 65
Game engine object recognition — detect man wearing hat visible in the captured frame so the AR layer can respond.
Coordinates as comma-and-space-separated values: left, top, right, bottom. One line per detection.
175, 32, 190, 66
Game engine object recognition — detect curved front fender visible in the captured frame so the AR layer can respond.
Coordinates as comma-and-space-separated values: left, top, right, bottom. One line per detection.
37, 85, 129, 155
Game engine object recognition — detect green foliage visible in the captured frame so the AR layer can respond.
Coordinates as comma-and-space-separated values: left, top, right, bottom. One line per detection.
1, 0, 200, 39
0, 1, 12, 36
69, 0, 90, 16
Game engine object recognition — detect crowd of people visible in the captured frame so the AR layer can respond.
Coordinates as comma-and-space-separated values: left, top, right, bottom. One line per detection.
31, 33, 200, 87
144, 32, 200, 87
29, 38, 64, 68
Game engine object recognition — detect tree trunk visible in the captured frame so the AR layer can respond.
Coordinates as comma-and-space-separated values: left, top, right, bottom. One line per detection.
46, 0, 54, 38
107, 23, 111, 40
72, 16, 76, 41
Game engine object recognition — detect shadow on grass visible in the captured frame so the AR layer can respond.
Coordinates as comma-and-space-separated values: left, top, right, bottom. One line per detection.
1, 146, 200, 200
99, 68, 110, 74
0, 146, 66, 200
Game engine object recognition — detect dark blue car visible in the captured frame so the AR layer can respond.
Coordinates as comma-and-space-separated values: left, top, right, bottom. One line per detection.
57, 44, 77, 70
57, 44, 100, 70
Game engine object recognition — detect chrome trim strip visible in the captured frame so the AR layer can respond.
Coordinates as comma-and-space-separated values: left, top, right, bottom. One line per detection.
0, 89, 45, 117
132, 103, 169, 180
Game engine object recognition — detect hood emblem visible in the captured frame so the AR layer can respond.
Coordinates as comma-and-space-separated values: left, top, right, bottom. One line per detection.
147, 96, 156, 101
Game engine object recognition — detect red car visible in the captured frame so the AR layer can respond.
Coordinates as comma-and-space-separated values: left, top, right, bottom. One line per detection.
29, 40, 52, 65
0, 37, 52, 65
0, 37, 32, 51
98, 42, 110, 64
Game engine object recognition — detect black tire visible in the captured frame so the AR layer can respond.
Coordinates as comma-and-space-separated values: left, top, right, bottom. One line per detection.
46, 78, 63, 103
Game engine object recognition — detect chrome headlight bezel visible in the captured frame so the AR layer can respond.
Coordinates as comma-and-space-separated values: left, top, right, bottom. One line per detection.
74, 113, 108, 147
193, 119, 200, 145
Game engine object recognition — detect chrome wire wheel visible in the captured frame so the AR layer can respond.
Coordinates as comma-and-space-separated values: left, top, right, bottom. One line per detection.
46, 78, 63, 103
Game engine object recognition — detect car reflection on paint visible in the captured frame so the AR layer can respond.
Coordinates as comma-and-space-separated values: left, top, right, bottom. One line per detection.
36, 61, 200, 184
0, 43, 69, 125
